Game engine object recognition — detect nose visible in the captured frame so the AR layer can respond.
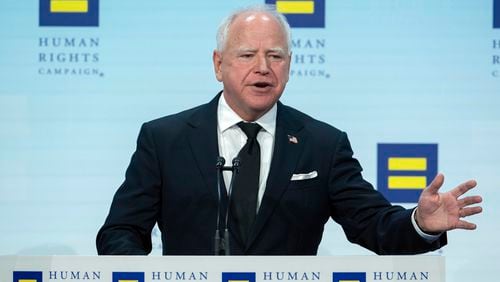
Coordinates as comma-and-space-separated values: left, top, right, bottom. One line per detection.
255, 55, 270, 75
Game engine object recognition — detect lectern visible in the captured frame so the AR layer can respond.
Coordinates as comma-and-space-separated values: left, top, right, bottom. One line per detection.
1, 255, 445, 282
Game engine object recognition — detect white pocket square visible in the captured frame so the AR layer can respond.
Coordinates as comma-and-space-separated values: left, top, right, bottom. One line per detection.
290, 171, 318, 181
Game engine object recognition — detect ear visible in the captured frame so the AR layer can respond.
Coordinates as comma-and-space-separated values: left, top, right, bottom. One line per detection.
213, 50, 223, 82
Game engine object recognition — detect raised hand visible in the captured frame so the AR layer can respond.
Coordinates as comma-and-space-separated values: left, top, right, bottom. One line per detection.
415, 173, 483, 233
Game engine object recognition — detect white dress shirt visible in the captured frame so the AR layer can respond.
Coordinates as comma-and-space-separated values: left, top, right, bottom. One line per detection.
217, 94, 276, 212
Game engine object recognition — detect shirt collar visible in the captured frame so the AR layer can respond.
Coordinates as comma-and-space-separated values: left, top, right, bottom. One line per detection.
217, 93, 277, 136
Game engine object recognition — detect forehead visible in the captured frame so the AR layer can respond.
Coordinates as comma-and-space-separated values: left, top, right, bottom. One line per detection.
226, 12, 287, 47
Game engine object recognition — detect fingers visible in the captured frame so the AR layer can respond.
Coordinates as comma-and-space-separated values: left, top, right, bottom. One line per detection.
425, 173, 444, 194
455, 220, 477, 230
459, 206, 483, 218
451, 179, 477, 198
455, 204, 482, 230
457, 195, 483, 208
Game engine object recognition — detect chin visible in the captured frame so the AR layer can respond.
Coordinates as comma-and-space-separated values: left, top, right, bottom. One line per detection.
251, 90, 280, 101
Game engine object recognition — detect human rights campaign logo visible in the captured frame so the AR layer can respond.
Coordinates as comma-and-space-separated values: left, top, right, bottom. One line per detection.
222, 272, 256, 282
495, 0, 500, 28
112, 272, 144, 282
13, 271, 43, 282
377, 144, 438, 203
266, 0, 325, 28
39, 0, 99, 27
332, 272, 366, 282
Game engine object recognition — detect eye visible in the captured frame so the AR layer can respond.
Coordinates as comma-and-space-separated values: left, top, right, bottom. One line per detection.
240, 53, 254, 59
269, 54, 284, 60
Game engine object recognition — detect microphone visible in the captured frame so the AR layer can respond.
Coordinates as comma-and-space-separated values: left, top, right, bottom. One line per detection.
216, 157, 225, 169
232, 157, 241, 174
222, 157, 240, 255
214, 156, 240, 255
214, 157, 225, 255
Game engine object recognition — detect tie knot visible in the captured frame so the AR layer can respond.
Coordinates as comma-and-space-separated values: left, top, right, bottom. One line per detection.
238, 122, 262, 139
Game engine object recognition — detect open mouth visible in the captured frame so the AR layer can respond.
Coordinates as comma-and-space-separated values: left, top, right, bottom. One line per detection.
253, 82, 272, 88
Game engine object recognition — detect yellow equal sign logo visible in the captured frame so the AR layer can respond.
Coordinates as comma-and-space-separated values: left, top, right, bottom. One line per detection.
50, 0, 88, 13
388, 157, 427, 189
276, 1, 315, 14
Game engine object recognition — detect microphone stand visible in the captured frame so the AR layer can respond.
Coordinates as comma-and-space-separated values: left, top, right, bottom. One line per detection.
214, 157, 225, 255
214, 157, 240, 255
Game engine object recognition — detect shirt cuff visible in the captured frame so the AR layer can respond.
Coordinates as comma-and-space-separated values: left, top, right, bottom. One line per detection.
411, 208, 442, 242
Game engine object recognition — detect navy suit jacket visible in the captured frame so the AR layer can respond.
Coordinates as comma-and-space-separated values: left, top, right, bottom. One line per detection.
96, 94, 446, 255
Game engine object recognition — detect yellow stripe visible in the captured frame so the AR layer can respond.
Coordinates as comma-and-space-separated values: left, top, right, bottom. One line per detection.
339, 280, 360, 282
50, 0, 88, 13
19, 280, 37, 282
228, 280, 249, 282
388, 176, 427, 189
388, 157, 427, 171
118, 280, 138, 282
276, 1, 315, 14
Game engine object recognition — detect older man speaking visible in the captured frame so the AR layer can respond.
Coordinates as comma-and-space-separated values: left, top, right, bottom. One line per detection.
97, 5, 482, 255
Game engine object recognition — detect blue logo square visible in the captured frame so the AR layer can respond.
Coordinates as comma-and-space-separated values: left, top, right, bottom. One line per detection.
112, 272, 144, 282
39, 0, 99, 27
377, 143, 438, 203
13, 271, 43, 282
266, 0, 325, 28
332, 272, 366, 282
222, 272, 256, 282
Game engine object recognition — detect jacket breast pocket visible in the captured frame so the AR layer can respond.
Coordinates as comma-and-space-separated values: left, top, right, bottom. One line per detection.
287, 176, 321, 190
280, 177, 329, 228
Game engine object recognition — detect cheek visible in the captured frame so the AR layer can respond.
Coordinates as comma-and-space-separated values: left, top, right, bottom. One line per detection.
273, 64, 290, 80
230, 68, 253, 84
225, 71, 244, 86
276, 72, 289, 85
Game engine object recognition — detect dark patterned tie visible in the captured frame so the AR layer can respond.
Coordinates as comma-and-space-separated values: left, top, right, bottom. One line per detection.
231, 121, 262, 244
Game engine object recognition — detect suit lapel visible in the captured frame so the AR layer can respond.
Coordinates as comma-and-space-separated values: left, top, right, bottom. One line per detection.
187, 92, 246, 250
246, 103, 306, 251
187, 94, 221, 212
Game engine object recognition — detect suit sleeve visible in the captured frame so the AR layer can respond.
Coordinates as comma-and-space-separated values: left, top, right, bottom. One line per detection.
96, 123, 161, 255
328, 132, 447, 255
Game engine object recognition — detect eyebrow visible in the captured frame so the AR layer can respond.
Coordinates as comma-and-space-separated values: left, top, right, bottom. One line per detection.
237, 47, 257, 53
268, 47, 287, 55
236, 47, 287, 54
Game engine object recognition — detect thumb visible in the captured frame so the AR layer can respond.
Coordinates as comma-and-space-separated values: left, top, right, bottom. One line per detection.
425, 173, 444, 194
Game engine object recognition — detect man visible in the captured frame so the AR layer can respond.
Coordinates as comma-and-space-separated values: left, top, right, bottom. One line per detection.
96, 5, 482, 255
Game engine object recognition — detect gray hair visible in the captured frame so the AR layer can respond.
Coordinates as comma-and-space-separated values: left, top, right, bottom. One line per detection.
216, 4, 292, 54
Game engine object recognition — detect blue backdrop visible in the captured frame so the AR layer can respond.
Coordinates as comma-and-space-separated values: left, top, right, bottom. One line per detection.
1, 0, 498, 280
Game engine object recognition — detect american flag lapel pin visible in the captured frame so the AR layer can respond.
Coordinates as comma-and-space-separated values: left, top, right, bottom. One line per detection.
287, 134, 298, 144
